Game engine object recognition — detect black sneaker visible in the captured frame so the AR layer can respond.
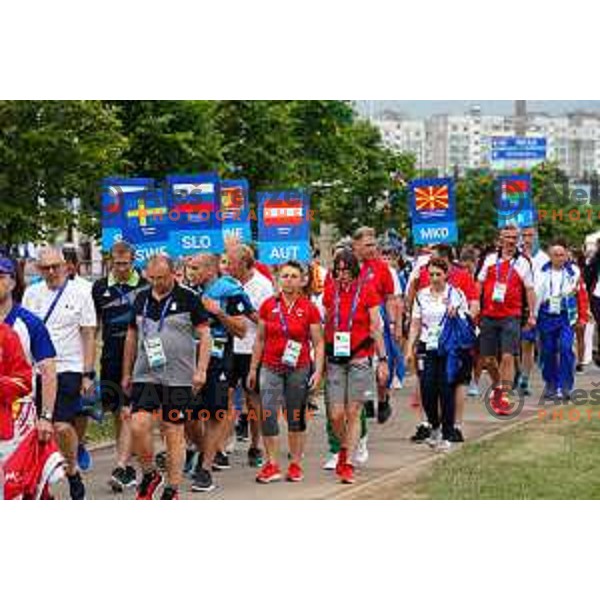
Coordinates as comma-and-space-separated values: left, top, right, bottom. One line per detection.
364, 400, 375, 419
377, 399, 392, 424
67, 472, 86, 500
191, 467, 216, 492
248, 446, 264, 468
160, 486, 179, 500
110, 466, 137, 491
236, 414, 249, 442
450, 427, 464, 443
576, 364, 585, 373
212, 451, 231, 471
155, 451, 167, 471
410, 424, 431, 444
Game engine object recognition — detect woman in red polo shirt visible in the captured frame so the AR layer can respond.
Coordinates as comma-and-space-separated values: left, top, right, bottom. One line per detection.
322, 250, 388, 484
247, 261, 324, 484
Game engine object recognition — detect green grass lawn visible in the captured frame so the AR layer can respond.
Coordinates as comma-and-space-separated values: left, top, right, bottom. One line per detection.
86, 418, 115, 445
418, 418, 600, 499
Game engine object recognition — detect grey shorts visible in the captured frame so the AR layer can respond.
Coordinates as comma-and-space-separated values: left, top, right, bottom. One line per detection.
479, 316, 521, 358
259, 366, 310, 436
325, 359, 376, 405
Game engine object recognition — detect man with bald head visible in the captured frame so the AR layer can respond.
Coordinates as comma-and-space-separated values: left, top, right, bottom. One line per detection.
122, 254, 212, 499
22, 246, 97, 499
185, 252, 251, 492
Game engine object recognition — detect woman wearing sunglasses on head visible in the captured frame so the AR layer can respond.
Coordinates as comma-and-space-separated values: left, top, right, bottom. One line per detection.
322, 250, 388, 483
247, 261, 324, 484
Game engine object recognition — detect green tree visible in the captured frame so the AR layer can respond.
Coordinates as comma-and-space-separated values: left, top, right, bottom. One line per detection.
0, 100, 126, 245
109, 100, 224, 181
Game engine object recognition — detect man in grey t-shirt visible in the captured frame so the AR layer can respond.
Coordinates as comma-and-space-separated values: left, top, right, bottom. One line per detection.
122, 255, 211, 500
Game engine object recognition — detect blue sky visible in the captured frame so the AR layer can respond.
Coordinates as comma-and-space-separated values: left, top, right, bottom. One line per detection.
359, 100, 600, 117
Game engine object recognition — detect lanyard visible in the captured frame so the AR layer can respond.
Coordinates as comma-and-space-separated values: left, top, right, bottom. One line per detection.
142, 293, 173, 336
549, 269, 566, 297
334, 279, 364, 331
113, 283, 133, 307
277, 296, 298, 340
495, 257, 515, 287
43, 281, 69, 324
424, 286, 453, 332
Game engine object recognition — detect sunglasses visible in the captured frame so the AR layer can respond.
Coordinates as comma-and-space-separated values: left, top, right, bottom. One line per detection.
39, 263, 63, 272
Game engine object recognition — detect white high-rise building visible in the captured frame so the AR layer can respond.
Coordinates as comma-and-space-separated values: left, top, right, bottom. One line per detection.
374, 106, 600, 177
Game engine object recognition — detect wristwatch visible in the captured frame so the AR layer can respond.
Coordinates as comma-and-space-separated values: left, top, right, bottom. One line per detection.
83, 370, 96, 380
39, 409, 53, 422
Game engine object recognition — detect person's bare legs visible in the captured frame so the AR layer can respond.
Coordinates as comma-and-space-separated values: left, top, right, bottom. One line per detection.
73, 414, 88, 446
114, 413, 133, 468
163, 422, 185, 487
288, 431, 305, 464
54, 422, 79, 476
131, 411, 154, 473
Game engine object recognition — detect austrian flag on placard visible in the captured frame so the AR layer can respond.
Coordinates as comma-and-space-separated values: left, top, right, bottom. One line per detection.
263, 201, 305, 226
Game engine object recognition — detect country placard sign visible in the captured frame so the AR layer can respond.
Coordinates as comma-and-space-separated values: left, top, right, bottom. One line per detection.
166, 173, 224, 256
101, 178, 174, 265
221, 179, 251, 244
496, 174, 535, 228
257, 190, 311, 264
409, 177, 457, 245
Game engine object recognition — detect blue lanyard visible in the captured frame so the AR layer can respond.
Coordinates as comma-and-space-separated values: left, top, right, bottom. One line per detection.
113, 284, 133, 307
495, 258, 515, 287
277, 296, 298, 340
142, 293, 173, 336
334, 279, 364, 331
43, 281, 69, 324
549, 269, 566, 297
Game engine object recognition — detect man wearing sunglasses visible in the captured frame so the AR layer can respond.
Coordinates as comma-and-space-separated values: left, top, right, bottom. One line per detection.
22, 247, 97, 499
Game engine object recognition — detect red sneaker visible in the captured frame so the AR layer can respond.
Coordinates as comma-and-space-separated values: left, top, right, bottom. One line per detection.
489, 388, 503, 415
338, 463, 355, 484
496, 393, 513, 416
136, 470, 163, 500
256, 461, 282, 484
336, 448, 348, 476
286, 462, 304, 482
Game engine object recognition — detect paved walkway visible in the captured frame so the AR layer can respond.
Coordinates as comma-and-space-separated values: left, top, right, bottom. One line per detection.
54, 365, 600, 499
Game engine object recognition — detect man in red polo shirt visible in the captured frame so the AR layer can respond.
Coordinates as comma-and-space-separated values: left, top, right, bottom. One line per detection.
478, 224, 535, 414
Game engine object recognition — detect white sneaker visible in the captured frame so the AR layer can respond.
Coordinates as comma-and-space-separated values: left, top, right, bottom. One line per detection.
323, 452, 339, 471
467, 381, 480, 397
353, 436, 369, 466
225, 435, 236, 455
427, 429, 442, 448
436, 439, 451, 452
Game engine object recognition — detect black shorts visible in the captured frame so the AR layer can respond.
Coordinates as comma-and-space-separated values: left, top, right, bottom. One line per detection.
36, 372, 82, 423
197, 357, 232, 419
100, 358, 127, 413
130, 383, 194, 424
479, 316, 521, 358
228, 354, 257, 393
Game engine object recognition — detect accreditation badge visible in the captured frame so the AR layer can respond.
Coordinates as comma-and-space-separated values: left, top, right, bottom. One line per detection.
333, 331, 351, 358
282, 340, 302, 367
144, 336, 167, 370
549, 296, 562, 315
492, 282, 507, 303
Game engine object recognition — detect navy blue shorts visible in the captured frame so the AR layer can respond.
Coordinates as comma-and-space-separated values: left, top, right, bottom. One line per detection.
36, 372, 83, 423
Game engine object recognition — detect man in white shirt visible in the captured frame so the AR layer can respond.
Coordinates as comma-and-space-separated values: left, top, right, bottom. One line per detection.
227, 244, 274, 467
22, 247, 97, 499
535, 240, 580, 398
